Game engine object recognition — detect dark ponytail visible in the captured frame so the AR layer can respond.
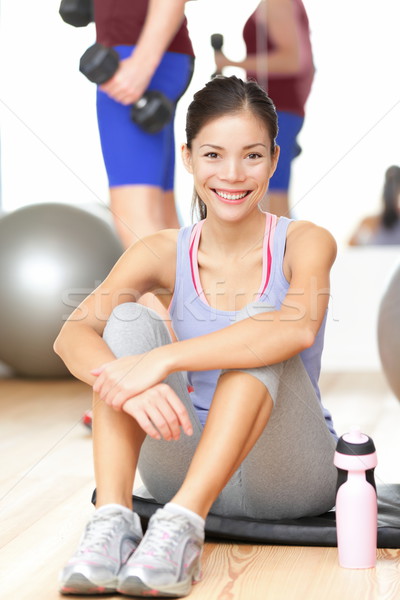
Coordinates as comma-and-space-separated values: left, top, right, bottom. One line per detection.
382, 165, 400, 228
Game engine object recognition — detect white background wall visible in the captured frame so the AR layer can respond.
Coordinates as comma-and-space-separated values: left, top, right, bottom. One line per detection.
1, 0, 400, 371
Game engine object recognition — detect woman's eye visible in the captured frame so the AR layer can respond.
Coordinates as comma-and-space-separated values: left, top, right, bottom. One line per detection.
205, 152, 218, 158
248, 153, 262, 159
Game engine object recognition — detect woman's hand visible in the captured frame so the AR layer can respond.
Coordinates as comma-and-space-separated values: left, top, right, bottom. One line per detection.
91, 350, 168, 409
122, 384, 193, 440
92, 350, 193, 440
100, 55, 152, 105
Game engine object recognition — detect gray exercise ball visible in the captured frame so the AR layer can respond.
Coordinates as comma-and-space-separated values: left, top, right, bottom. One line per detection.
377, 262, 400, 401
0, 203, 123, 377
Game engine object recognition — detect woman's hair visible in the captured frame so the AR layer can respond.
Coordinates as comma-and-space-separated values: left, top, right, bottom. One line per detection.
382, 165, 400, 228
185, 75, 279, 220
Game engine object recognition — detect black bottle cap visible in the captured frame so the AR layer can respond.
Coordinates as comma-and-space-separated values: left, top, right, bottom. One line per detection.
336, 434, 376, 456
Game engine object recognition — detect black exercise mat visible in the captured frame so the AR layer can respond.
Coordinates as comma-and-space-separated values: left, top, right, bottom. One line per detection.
131, 483, 400, 548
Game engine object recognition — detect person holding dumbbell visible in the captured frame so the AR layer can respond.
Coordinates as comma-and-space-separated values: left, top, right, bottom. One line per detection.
86, 0, 195, 248
213, 0, 314, 218
64, 0, 195, 430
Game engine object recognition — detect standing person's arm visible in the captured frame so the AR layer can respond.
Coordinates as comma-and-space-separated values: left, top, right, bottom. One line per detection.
214, 0, 301, 76
100, 0, 189, 104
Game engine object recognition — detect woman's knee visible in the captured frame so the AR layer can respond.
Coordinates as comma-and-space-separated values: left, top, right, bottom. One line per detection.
103, 302, 172, 358
220, 361, 283, 408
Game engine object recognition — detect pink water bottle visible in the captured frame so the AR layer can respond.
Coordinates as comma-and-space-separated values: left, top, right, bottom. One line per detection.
334, 427, 378, 568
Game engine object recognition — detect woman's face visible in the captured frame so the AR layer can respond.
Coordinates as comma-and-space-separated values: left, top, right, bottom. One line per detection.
182, 110, 279, 222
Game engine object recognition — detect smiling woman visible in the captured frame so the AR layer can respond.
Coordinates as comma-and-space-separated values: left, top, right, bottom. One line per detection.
182, 75, 279, 221
54, 75, 338, 598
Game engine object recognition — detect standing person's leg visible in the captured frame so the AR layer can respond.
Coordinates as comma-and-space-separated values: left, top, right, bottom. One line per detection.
97, 48, 193, 248
106, 115, 179, 247
263, 190, 290, 219
109, 186, 181, 248
109, 185, 166, 249
108, 183, 176, 338
95, 50, 192, 335
160, 116, 181, 230
262, 111, 304, 218
163, 190, 181, 229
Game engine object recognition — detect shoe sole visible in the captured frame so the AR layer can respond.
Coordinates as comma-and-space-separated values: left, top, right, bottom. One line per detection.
118, 574, 193, 598
60, 573, 117, 595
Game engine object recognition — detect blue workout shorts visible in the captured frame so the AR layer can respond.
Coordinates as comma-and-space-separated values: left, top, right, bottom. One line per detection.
96, 46, 194, 190
269, 111, 304, 192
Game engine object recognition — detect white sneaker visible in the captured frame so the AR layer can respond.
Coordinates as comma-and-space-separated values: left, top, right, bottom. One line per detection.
118, 508, 204, 597
59, 506, 142, 595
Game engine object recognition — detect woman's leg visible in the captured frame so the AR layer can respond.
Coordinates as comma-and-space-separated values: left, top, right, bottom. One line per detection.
172, 355, 337, 521
138, 302, 336, 521
60, 303, 192, 594
92, 303, 157, 509
171, 370, 274, 518
92, 399, 146, 509
95, 304, 200, 503
117, 353, 336, 598
166, 295, 336, 521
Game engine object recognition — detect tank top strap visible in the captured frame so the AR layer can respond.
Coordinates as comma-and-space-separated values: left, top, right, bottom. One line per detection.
169, 223, 196, 314
258, 212, 278, 297
189, 220, 206, 302
189, 214, 276, 304
272, 216, 293, 275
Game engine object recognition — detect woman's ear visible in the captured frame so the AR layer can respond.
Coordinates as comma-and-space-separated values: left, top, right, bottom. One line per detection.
181, 144, 193, 174
269, 145, 280, 178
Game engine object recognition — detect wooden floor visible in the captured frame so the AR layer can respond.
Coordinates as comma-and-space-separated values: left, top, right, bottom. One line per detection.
1, 371, 400, 600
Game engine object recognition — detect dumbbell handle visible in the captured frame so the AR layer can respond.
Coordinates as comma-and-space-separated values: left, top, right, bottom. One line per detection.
210, 33, 224, 78
79, 43, 173, 134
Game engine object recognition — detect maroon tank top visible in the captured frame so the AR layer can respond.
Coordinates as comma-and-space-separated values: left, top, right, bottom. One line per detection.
243, 0, 314, 116
93, 0, 194, 56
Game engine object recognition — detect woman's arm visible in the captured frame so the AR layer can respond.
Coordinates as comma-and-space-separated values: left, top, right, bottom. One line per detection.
100, 0, 189, 104
215, 0, 301, 77
94, 222, 337, 407
53, 230, 177, 386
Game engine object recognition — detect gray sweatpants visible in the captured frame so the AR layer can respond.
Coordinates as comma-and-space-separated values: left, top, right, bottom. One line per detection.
103, 302, 337, 520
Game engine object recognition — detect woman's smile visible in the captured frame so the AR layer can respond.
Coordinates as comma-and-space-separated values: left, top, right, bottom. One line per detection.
213, 189, 251, 204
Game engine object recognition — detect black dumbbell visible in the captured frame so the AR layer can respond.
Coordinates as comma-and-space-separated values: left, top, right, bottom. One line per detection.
59, 0, 94, 27
79, 43, 174, 134
210, 33, 224, 78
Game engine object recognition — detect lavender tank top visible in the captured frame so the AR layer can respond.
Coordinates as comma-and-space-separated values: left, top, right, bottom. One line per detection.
169, 214, 336, 436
